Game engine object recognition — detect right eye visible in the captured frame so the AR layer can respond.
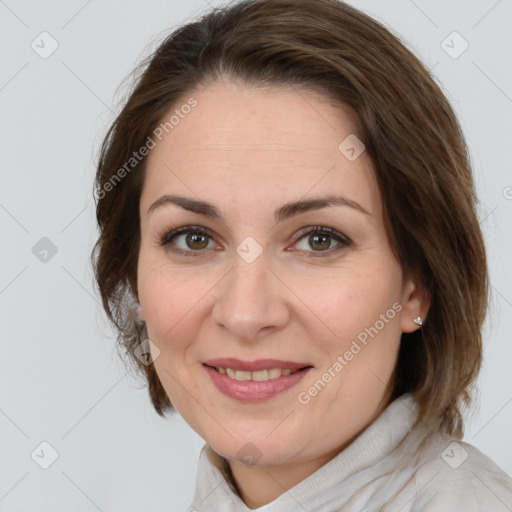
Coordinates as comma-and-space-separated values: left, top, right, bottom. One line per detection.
158, 225, 220, 255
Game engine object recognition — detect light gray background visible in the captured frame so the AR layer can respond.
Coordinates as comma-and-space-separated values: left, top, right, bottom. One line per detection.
1, 0, 511, 510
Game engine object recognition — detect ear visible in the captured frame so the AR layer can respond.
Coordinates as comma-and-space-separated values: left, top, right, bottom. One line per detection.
136, 302, 145, 322
128, 279, 143, 320
399, 271, 431, 333
129, 275, 139, 302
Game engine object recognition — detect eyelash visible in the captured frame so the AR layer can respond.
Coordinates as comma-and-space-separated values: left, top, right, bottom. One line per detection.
157, 225, 352, 258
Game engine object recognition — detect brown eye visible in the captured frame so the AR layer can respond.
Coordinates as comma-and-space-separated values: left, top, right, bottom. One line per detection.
308, 233, 332, 251
159, 226, 216, 253
185, 232, 210, 250
294, 226, 351, 255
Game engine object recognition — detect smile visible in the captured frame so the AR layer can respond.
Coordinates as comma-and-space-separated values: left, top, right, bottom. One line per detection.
209, 365, 302, 381
202, 363, 313, 402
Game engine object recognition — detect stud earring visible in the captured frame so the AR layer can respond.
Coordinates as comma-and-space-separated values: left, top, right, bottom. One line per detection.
413, 316, 423, 327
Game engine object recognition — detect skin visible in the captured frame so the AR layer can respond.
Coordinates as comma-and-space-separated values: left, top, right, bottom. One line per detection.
137, 79, 429, 508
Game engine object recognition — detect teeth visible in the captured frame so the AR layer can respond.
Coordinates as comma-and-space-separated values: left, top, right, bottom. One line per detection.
235, 370, 251, 381
218, 366, 299, 381
269, 368, 284, 379
252, 370, 269, 381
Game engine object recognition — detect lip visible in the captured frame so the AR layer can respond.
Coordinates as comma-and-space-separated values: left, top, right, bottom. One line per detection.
202, 358, 313, 372
203, 364, 313, 403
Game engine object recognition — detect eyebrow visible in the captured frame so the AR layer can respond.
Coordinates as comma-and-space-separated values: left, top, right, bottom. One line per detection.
147, 193, 371, 222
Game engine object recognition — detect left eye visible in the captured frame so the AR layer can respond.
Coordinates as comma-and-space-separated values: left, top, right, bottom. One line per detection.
293, 226, 350, 254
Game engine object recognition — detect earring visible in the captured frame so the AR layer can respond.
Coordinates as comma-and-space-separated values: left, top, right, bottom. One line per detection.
413, 316, 423, 327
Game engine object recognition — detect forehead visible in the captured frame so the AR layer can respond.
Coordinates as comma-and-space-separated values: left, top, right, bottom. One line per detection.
141, 80, 380, 218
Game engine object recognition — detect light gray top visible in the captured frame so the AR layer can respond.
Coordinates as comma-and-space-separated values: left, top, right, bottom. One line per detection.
188, 394, 512, 511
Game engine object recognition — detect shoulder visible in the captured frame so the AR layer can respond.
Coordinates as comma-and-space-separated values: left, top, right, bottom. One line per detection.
405, 433, 512, 511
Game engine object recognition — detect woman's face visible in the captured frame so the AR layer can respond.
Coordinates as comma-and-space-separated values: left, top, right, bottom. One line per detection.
137, 80, 425, 467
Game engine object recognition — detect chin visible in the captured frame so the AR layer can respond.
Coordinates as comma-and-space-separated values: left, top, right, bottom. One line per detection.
208, 432, 305, 467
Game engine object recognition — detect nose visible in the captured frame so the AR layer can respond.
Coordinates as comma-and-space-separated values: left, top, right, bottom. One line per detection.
211, 251, 290, 341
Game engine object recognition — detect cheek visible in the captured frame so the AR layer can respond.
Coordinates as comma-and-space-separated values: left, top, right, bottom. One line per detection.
295, 266, 403, 381
137, 254, 217, 353
137, 256, 189, 339
298, 268, 399, 334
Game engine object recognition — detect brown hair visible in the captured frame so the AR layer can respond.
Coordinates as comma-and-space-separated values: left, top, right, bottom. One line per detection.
91, 0, 489, 437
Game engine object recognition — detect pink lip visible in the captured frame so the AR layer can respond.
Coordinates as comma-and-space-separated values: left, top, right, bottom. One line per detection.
203, 364, 313, 402
202, 358, 312, 372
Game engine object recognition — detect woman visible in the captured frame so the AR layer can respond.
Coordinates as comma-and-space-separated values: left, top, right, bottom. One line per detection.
91, 0, 512, 509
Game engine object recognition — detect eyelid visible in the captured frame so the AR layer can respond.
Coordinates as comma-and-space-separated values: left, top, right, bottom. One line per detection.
291, 225, 351, 245
157, 224, 216, 246
287, 225, 351, 257
156, 225, 222, 257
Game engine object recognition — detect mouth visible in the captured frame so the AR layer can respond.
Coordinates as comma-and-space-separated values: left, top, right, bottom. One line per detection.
203, 363, 313, 382
202, 362, 314, 402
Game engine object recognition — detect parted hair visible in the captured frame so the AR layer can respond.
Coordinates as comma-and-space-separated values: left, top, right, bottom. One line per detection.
91, 0, 489, 438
